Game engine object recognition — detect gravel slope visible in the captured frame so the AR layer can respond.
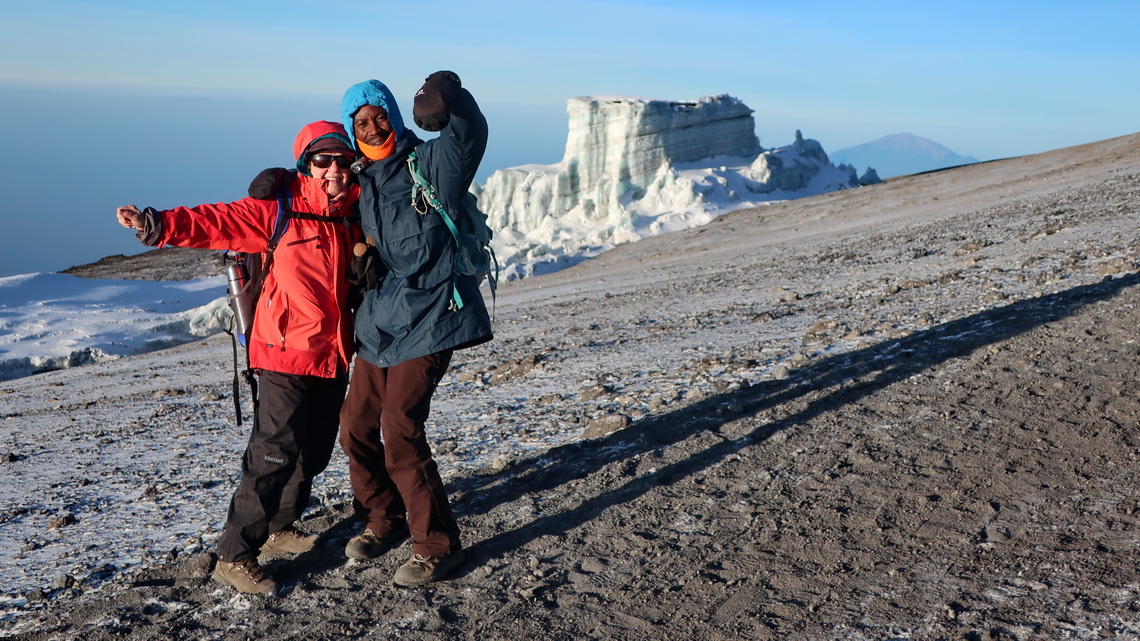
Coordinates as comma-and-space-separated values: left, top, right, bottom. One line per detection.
5, 133, 1140, 640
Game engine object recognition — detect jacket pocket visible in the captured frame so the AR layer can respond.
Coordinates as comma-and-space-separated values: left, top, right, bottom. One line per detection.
355, 293, 394, 355
264, 289, 290, 348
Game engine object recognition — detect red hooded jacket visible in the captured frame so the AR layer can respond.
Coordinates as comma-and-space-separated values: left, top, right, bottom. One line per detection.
153, 121, 362, 378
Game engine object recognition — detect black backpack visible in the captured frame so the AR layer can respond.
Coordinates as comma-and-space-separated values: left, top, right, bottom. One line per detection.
222, 193, 293, 425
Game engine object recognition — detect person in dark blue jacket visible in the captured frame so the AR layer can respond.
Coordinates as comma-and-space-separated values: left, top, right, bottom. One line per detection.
337, 72, 491, 587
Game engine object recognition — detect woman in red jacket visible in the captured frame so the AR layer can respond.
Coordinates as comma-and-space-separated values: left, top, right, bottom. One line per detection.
115, 121, 362, 595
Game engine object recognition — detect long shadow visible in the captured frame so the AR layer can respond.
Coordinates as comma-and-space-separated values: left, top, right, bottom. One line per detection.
452, 272, 1140, 562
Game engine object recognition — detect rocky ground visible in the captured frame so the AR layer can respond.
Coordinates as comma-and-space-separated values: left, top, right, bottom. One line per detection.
60, 246, 224, 282
5, 133, 1140, 640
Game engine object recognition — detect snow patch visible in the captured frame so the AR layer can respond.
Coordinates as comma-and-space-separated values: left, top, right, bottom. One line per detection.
0, 273, 231, 381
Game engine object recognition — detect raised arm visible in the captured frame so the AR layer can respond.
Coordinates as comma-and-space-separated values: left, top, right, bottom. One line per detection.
414, 71, 488, 198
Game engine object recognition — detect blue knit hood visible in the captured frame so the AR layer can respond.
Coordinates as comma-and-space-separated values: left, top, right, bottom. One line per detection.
341, 80, 407, 153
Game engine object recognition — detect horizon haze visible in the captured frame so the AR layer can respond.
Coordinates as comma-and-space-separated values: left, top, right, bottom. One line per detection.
2, 1, 1138, 278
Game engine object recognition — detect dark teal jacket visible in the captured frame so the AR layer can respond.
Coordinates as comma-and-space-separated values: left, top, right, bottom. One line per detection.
341, 79, 491, 368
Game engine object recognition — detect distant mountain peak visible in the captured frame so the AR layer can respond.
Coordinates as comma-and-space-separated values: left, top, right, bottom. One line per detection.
830, 133, 977, 178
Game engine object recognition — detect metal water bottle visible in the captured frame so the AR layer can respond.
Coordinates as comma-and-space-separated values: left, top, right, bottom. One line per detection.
225, 257, 255, 348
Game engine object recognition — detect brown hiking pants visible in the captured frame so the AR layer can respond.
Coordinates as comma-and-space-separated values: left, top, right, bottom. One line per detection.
338, 352, 460, 557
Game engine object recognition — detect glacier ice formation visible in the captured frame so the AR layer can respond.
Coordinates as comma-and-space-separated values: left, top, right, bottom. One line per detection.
477, 95, 860, 280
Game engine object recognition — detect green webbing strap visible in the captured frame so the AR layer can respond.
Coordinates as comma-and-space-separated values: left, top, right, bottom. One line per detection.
406, 150, 465, 310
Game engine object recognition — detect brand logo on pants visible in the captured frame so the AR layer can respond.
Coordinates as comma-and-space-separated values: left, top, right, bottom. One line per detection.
264, 455, 285, 464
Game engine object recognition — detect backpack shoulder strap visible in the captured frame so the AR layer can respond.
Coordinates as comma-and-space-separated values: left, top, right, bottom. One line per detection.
407, 151, 456, 225
407, 150, 465, 310
244, 192, 293, 300
268, 193, 294, 252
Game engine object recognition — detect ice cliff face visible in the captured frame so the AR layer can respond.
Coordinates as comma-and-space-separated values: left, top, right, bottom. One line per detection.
562, 94, 762, 201
478, 95, 859, 279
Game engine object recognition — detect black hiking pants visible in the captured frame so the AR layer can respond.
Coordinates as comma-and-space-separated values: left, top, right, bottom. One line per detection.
217, 369, 347, 563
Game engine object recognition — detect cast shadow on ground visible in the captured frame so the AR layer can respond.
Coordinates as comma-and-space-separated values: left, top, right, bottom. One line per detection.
448, 272, 1140, 566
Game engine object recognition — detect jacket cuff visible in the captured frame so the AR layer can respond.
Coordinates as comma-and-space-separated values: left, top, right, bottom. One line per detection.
136, 207, 164, 246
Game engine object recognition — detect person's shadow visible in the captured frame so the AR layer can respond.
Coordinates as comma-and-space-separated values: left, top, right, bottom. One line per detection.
448, 271, 1140, 564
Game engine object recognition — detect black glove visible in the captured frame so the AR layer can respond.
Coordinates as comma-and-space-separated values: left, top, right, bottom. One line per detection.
413, 71, 461, 132
248, 167, 296, 200
349, 241, 387, 291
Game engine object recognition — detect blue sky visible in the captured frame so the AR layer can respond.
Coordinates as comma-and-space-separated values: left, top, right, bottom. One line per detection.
1, 0, 1138, 277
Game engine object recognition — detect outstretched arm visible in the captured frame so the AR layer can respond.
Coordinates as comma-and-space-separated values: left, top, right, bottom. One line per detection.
114, 198, 278, 252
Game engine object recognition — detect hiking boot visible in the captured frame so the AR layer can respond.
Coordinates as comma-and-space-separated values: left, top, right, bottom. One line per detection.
392, 550, 466, 587
212, 557, 277, 595
261, 528, 318, 555
345, 525, 407, 560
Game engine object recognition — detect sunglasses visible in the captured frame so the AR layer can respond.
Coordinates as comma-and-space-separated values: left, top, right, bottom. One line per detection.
309, 154, 354, 169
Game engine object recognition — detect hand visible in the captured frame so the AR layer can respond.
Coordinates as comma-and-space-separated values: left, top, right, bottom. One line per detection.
413, 71, 462, 132
350, 239, 387, 292
425, 70, 461, 87
116, 205, 144, 230
248, 167, 295, 199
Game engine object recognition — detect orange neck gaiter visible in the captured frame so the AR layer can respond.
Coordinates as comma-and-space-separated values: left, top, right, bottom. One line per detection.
357, 131, 396, 161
